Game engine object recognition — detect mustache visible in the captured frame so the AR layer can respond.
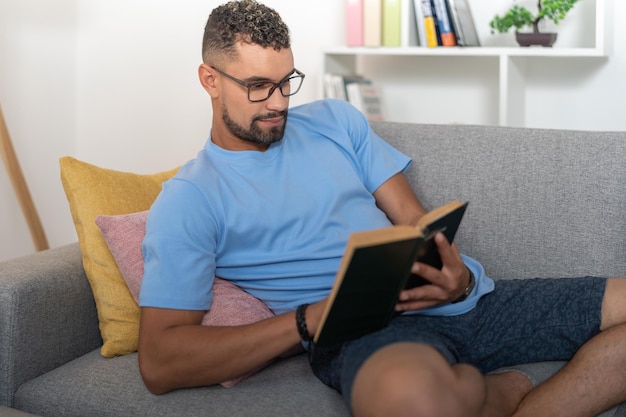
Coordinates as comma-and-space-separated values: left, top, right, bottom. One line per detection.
253, 111, 287, 122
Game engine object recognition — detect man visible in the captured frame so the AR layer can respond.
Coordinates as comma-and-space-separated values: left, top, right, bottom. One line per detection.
138, 1, 626, 416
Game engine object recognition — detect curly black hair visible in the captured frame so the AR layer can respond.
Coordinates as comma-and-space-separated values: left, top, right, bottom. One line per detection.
202, 0, 291, 65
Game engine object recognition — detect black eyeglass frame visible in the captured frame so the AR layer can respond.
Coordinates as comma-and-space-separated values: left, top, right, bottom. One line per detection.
211, 66, 305, 103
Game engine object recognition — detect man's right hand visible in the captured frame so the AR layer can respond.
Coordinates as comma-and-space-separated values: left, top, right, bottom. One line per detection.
138, 298, 328, 394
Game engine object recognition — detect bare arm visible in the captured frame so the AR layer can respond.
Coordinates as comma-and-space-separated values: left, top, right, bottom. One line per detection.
138, 300, 327, 394
372, 173, 471, 310
372, 172, 428, 226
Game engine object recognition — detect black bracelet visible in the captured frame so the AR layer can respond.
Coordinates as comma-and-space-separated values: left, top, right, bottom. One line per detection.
296, 303, 312, 342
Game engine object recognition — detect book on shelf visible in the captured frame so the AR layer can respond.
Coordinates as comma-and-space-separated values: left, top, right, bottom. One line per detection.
323, 73, 336, 99
412, 0, 427, 47
420, 0, 440, 47
323, 73, 371, 101
346, 0, 364, 47
432, 0, 457, 46
363, 0, 382, 47
313, 200, 469, 347
382, 0, 402, 47
401, 0, 419, 47
346, 82, 386, 122
445, 0, 480, 46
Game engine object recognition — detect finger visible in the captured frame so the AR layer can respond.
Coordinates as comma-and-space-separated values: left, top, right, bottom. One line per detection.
434, 233, 464, 274
433, 233, 468, 294
412, 261, 456, 293
398, 233, 468, 312
395, 294, 446, 311
396, 285, 450, 311
403, 282, 450, 300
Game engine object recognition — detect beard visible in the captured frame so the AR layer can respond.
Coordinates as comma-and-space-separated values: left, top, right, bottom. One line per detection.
222, 105, 288, 146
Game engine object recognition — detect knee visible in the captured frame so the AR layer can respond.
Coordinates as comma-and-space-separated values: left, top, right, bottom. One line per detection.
351, 343, 486, 417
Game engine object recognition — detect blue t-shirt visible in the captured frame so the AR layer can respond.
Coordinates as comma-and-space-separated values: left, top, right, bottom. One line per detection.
140, 99, 494, 316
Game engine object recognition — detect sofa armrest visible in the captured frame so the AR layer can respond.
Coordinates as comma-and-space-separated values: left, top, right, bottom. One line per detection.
0, 243, 102, 407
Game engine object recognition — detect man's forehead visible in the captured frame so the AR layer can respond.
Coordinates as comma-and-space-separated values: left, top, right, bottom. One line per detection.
227, 42, 294, 76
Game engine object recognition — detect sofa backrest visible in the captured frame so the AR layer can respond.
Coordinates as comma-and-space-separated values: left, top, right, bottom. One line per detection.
371, 121, 626, 280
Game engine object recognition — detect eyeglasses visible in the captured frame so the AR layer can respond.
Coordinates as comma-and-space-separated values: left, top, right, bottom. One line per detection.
211, 66, 305, 102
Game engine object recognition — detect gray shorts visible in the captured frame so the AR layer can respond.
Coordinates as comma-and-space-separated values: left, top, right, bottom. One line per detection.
310, 276, 607, 409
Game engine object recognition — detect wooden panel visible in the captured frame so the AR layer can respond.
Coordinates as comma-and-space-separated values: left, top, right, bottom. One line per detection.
0, 103, 48, 251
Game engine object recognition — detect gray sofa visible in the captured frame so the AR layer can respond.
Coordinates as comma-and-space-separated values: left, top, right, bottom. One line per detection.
2, 121, 626, 417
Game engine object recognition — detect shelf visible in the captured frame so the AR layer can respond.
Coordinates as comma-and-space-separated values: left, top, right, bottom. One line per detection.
325, 45, 608, 58
323, 0, 612, 127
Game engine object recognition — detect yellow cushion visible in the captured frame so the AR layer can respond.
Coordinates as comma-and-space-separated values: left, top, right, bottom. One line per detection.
60, 156, 178, 357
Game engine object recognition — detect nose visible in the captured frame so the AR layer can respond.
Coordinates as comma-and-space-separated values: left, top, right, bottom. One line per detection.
265, 85, 289, 111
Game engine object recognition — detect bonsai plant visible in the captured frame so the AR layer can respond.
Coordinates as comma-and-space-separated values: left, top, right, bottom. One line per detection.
489, 0, 581, 47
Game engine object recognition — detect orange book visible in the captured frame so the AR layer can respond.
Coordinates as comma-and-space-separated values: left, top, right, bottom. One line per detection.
432, 0, 457, 46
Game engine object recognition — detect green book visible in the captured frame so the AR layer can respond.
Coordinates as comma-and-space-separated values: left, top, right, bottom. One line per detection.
382, 0, 402, 46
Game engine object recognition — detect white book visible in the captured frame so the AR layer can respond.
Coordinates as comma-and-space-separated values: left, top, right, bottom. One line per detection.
446, 0, 480, 46
346, 83, 386, 121
323, 73, 336, 99
363, 0, 382, 47
412, 0, 427, 47
402, 0, 420, 47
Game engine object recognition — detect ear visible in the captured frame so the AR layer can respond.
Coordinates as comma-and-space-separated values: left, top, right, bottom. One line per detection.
198, 64, 218, 98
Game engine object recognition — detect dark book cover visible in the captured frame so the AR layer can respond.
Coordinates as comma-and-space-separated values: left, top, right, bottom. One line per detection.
404, 201, 468, 288
314, 201, 468, 347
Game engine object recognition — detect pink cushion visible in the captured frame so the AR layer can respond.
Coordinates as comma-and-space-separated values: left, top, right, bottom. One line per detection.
95, 210, 275, 387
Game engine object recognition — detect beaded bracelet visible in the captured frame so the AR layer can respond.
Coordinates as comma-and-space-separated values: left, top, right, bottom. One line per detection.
296, 303, 312, 342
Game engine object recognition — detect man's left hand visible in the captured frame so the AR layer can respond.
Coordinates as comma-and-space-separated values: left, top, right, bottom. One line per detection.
395, 232, 470, 311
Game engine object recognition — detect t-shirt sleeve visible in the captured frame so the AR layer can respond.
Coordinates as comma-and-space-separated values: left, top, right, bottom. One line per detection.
338, 101, 412, 193
139, 178, 217, 311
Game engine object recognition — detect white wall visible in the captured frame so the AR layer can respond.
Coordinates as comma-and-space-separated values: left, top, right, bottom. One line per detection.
73, 0, 343, 174
0, 0, 77, 261
0, 0, 624, 261
352, 0, 622, 128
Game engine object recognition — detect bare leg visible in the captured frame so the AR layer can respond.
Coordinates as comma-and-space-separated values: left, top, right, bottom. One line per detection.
350, 279, 626, 417
600, 278, 626, 331
481, 372, 533, 417
352, 342, 489, 417
511, 324, 626, 417
510, 277, 626, 417
350, 343, 483, 417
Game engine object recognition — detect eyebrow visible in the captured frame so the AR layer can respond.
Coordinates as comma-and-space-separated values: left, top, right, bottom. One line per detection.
243, 69, 296, 83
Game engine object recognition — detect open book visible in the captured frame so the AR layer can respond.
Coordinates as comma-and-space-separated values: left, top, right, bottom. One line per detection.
313, 200, 468, 347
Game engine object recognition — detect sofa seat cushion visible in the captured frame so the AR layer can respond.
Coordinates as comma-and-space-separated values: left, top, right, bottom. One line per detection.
13, 350, 347, 417
0, 407, 42, 417
14, 350, 625, 417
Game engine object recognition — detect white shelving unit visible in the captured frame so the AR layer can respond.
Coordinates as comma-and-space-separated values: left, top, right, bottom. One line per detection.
323, 0, 611, 127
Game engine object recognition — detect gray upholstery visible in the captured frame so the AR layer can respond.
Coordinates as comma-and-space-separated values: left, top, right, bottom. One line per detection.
14, 350, 345, 417
0, 244, 102, 408
1, 122, 625, 416
0, 406, 41, 417
377, 122, 626, 279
